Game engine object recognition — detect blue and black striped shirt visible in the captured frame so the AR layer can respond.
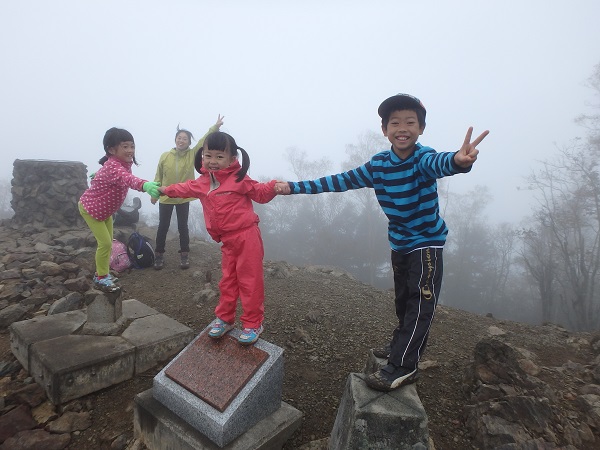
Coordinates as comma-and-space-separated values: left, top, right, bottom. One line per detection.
288, 143, 471, 254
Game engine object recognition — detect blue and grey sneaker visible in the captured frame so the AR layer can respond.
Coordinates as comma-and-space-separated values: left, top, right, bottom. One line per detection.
93, 275, 120, 292
237, 325, 264, 346
95, 273, 119, 283
208, 318, 234, 339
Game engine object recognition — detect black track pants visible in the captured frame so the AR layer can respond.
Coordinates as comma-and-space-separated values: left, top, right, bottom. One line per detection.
388, 247, 443, 370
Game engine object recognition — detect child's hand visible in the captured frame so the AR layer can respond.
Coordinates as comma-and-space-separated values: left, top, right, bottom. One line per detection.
143, 181, 161, 199
151, 197, 158, 205
274, 182, 291, 195
454, 127, 489, 168
215, 114, 224, 129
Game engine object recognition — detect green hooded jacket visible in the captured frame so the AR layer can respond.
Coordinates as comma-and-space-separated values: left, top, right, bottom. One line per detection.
153, 124, 219, 204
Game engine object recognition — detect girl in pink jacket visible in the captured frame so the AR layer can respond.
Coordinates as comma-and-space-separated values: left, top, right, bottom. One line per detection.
159, 131, 278, 345
79, 127, 160, 292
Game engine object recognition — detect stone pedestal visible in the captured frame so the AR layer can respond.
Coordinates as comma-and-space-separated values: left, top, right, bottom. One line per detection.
134, 328, 302, 449
82, 289, 127, 335
329, 351, 430, 449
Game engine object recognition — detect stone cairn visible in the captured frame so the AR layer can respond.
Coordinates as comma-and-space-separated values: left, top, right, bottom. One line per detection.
11, 159, 88, 228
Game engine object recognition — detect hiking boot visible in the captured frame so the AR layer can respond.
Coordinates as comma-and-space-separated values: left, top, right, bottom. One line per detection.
372, 342, 392, 359
154, 253, 164, 270
238, 325, 264, 346
208, 318, 234, 339
180, 252, 190, 270
365, 363, 419, 392
93, 275, 120, 293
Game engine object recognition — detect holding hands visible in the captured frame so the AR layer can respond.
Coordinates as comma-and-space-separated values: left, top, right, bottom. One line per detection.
143, 181, 161, 199
454, 127, 489, 168
274, 182, 290, 195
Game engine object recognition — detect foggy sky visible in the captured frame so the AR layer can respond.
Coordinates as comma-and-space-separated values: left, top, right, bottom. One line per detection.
1, 0, 599, 224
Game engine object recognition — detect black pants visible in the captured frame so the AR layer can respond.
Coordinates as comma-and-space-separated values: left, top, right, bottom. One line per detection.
155, 202, 190, 254
388, 247, 443, 370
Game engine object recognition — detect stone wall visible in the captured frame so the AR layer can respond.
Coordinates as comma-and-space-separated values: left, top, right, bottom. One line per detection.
11, 159, 88, 228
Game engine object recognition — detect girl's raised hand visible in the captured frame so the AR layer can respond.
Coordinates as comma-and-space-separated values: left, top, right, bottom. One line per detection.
215, 114, 225, 129
454, 127, 489, 168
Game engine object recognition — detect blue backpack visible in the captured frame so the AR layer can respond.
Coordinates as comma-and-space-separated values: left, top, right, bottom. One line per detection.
127, 232, 155, 269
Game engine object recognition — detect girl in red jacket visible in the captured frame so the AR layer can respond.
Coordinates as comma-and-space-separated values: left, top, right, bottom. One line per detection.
79, 127, 160, 292
159, 131, 277, 345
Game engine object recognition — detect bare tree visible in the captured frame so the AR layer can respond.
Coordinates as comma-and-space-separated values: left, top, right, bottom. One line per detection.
483, 222, 518, 310
442, 186, 495, 313
261, 138, 391, 287
518, 222, 558, 324
518, 63, 600, 331
522, 145, 600, 330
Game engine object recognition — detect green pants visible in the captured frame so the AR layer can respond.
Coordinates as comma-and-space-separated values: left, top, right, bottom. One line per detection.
79, 202, 113, 277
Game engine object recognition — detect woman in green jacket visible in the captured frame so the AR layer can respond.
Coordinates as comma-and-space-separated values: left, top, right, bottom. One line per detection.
152, 114, 224, 269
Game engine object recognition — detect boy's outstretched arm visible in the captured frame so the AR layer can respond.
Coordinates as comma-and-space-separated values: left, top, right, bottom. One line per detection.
454, 127, 490, 168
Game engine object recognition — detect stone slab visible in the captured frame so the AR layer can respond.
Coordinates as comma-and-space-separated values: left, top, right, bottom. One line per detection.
134, 388, 302, 450
153, 328, 284, 447
165, 333, 268, 412
122, 299, 159, 319
121, 313, 194, 374
29, 334, 135, 405
8, 310, 87, 371
329, 372, 429, 450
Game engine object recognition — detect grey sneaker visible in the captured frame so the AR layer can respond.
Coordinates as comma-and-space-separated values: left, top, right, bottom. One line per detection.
365, 364, 419, 392
154, 253, 164, 270
180, 252, 189, 269
372, 343, 392, 359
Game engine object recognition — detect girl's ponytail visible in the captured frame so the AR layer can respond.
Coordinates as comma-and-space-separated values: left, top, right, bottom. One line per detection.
235, 147, 250, 182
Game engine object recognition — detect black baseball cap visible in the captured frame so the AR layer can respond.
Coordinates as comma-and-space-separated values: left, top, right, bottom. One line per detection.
378, 93, 426, 122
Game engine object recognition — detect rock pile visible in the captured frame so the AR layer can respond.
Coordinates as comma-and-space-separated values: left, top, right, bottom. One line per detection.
0, 220, 136, 449
11, 160, 88, 228
1, 216, 599, 449
463, 335, 600, 449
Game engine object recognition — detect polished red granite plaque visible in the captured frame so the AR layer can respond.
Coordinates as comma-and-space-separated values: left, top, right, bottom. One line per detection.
165, 333, 268, 412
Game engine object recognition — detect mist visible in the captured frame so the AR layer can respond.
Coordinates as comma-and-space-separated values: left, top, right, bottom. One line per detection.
2, 1, 599, 221
1, 1, 600, 331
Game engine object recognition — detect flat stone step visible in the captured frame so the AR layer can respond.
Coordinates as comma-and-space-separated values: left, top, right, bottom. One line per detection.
9, 310, 87, 371
9, 299, 193, 405
30, 334, 135, 404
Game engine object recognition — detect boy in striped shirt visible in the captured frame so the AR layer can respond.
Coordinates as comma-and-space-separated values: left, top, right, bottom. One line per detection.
275, 94, 489, 391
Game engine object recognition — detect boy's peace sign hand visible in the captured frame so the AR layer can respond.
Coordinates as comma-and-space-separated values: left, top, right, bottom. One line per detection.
454, 127, 489, 168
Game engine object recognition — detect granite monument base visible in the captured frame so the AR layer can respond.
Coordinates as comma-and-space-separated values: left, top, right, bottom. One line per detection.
135, 327, 302, 448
